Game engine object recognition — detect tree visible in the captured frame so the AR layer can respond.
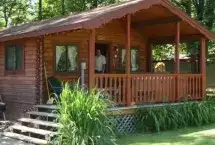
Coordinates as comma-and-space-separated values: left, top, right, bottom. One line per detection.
0, 0, 30, 27
61, 0, 65, 15
38, 0, 42, 20
0, 0, 17, 27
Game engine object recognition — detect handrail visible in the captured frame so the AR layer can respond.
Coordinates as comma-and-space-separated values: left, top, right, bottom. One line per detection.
94, 74, 203, 106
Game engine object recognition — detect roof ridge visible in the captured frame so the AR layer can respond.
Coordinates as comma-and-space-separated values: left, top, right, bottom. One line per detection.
0, 0, 214, 41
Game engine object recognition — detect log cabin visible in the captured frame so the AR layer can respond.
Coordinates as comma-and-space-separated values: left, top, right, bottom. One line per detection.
0, 0, 215, 119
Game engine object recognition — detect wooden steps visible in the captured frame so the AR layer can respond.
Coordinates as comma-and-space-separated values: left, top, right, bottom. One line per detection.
27, 111, 57, 118
18, 118, 59, 128
35, 105, 57, 110
3, 104, 59, 145
3, 132, 48, 145
10, 124, 55, 136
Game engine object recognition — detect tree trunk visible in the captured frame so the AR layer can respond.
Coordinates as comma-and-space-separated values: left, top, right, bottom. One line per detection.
38, 0, 42, 20
91, 0, 98, 8
61, 0, 65, 15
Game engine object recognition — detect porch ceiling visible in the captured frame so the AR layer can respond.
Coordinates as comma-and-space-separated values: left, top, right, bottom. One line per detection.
130, 5, 201, 43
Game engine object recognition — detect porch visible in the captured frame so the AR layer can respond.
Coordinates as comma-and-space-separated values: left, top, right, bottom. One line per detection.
87, 16, 206, 106
40, 3, 207, 106
95, 74, 203, 106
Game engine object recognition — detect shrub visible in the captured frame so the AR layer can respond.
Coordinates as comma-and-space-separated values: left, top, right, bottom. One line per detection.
53, 83, 116, 145
136, 101, 215, 133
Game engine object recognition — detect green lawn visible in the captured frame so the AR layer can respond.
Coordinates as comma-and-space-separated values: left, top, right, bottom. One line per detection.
117, 124, 215, 145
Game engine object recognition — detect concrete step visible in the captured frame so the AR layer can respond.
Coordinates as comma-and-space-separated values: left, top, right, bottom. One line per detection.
3, 132, 48, 145
18, 118, 59, 128
10, 124, 56, 136
27, 111, 57, 118
35, 105, 57, 110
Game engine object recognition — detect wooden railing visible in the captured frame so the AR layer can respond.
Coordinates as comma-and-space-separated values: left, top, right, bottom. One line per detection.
95, 74, 127, 105
95, 74, 203, 106
178, 74, 202, 100
130, 74, 177, 103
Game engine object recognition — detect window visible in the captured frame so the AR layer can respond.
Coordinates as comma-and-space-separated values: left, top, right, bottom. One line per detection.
5, 45, 23, 71
55, 44, 78, 72
121, 48, 139, 72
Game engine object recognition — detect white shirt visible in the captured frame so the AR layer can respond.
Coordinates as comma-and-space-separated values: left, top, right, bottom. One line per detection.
95, 55, 106, 71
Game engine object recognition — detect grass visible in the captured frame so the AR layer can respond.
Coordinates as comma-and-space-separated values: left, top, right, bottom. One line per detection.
136, 101, 215, 133
117, 124, 215, 145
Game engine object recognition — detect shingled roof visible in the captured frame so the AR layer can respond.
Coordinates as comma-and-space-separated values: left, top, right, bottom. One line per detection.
0, 0, 215, 42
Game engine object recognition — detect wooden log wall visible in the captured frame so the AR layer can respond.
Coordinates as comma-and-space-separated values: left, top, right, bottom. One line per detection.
0, 39, 38, 120
44, 19, 148, 84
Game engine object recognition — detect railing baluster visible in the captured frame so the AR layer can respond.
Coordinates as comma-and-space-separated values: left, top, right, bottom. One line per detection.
199, 76, 201, 99
135, 77, 139, 102
94, 74, 203, 106
140, 77, 144, 101
114, 77, 117, 102
123, 77, 126, 104
118, 77, 122, 103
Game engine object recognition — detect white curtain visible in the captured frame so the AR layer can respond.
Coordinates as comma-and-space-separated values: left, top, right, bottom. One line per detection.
7, 46, 16, 70
68, 45, 77, 71
131, 49, 137, 71
121, 49, 138, 71
121, 49, 126, 67
56, 46, 65, 68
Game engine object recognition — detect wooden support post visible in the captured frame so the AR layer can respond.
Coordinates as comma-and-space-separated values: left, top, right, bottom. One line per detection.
200, 37, 206, 99
175, 21, 180, 101
89, 29, 95, 89
147, 42, 152, 72
175, 22, 180, 73
126, 14, 132, 106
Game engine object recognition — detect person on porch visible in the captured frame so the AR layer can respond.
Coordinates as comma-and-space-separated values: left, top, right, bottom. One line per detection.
95, 49, 106, 73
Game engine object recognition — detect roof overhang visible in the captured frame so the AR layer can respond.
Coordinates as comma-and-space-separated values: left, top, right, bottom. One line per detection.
0, 0, 214, 42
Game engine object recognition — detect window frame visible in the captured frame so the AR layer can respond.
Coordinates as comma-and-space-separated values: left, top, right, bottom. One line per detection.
4, 43, 25, 75
53, 42, 80, 75
121, 46, 140, 72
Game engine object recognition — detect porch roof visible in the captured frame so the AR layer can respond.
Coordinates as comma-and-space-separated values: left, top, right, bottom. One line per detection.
0, 0, 215, 42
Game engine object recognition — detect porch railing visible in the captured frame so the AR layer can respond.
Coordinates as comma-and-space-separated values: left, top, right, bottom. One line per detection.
130, 74, 177, 103
95, 74, 203, 106
178, 74, 202, 100
95, 74, 127, 105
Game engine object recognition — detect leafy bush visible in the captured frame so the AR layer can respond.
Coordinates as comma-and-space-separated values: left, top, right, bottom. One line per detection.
53, 83, 116, 145
136, 101, 215, 133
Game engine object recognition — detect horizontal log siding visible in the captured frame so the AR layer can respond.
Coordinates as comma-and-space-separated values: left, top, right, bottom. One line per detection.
0, 39, 38, 120
44, 19, 147, 84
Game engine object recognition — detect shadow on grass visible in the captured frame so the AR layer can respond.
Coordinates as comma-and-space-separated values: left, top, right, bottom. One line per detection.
117, 124, 215, 145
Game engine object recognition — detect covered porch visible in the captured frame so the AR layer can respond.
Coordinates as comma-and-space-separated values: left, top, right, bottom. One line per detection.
87, 5, 207, 106
33, 1, 213, 107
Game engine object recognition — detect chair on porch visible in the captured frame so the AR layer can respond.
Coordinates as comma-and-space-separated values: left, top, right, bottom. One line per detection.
0, 95, 6, 121
48, 76, 63, 99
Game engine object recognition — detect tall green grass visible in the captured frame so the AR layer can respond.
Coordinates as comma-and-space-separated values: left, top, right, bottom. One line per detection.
136, 101, 215, 133
53, 83, 116, 145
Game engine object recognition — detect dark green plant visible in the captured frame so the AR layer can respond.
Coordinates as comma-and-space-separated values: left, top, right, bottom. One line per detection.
53, 83, 116, 145
136, 101, 215, 133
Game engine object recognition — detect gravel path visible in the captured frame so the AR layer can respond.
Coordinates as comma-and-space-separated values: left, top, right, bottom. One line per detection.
0, 121, 33, 145
0, 135, 33, 145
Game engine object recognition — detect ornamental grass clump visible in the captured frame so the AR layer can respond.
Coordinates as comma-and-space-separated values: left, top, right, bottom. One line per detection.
136, 101, 215, 133
53, 83, 116, 145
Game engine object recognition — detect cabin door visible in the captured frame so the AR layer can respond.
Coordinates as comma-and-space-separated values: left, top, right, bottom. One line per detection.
95, 43, 110, 73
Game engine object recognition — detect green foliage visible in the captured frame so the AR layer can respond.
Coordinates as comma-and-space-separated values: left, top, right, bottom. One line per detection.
152, 43, 188, 61
53, 83, 116, 145
136, 101, 215, 133
0, 0, 31, 27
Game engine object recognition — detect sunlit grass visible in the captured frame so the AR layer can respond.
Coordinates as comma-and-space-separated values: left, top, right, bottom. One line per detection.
117, 124, 215, 145
53, 83, 116, 145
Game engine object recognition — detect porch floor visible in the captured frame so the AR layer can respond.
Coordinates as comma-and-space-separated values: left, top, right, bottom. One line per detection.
38, 101, 196, 111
